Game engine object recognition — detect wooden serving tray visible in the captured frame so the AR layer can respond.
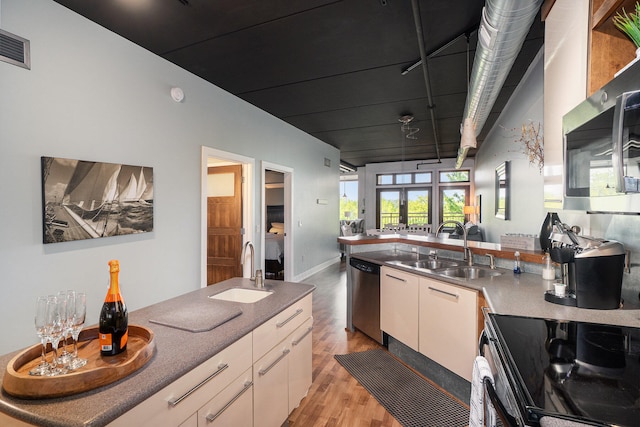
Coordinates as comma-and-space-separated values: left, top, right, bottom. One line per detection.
2, 325, 155, 399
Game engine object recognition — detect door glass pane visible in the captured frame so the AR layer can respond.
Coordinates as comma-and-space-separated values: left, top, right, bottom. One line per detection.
441, 188, 466, 223
379, 190, 400, 227
406, 189, 429, 225
207, 172, 234, 197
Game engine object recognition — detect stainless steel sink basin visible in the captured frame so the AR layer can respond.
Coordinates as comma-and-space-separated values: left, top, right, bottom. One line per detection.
400, 259, 461, 270
436, 266, 502, 280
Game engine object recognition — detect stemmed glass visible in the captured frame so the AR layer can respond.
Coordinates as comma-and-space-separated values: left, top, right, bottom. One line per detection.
67, 292, 87, 369
45, 296, 68, 376
29, 296, 51, 376
56, 291, 73, 366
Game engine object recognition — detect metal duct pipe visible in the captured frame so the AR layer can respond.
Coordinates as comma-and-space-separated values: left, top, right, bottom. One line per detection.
455, 0, 542, 168
411, 0, 441, 163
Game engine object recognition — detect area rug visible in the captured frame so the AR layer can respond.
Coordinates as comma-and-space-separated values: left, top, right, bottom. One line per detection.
334, 349, 469, 427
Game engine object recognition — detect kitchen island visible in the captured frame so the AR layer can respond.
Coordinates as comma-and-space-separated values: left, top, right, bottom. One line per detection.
0, 278, 315, 427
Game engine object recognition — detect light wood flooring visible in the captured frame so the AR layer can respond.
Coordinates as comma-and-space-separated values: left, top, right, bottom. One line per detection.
287, 260, 468, 427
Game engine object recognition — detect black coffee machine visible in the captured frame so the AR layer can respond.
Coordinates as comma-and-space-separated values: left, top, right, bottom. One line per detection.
544, 222, 625, 309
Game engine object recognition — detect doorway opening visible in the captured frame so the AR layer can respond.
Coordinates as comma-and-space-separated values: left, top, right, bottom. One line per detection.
201, 147, 254, 288
262, 162, 293, 281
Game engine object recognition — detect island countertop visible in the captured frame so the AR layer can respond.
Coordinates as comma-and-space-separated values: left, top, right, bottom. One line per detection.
0, 278, 315, 427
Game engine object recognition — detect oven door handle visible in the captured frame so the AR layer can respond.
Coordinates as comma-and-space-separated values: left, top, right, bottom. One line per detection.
484, 377, 519, 427
479, 330, 489, 356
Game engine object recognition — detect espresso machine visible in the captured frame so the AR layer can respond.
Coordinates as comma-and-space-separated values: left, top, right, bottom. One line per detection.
544, 222, 625, 309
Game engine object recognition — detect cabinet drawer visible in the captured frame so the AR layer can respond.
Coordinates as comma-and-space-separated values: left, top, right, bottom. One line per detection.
197, 368, 253, 427
253, 294, 312, 361
110, 333, 252, 427
253, 340, 291, 427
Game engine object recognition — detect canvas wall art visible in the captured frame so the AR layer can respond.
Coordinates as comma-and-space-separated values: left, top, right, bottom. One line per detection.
41, 156, 154, 244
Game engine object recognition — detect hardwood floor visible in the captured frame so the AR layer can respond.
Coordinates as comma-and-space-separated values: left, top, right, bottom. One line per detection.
287, 260, 468, 427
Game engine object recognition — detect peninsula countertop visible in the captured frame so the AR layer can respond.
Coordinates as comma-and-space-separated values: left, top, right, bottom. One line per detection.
0, 278, 315, 427
350, 250, 640, 329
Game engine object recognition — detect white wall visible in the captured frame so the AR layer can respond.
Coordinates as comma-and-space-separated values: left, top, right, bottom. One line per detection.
474, 49, 545, 243
0, 0, 339, 354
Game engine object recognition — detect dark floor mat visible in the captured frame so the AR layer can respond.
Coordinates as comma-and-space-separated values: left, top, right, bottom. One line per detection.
335, 349, 469, 427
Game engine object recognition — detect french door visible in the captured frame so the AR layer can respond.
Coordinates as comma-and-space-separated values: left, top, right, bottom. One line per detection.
376, 188, 430, 228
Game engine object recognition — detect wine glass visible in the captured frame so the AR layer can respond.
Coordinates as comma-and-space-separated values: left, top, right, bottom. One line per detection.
29, 296, 51, 376
56, 291, 73, 366
45, 296, 68, 376
67, 292, 87, 370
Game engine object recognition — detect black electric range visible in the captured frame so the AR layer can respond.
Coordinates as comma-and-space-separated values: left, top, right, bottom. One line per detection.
484, 313, 640, 426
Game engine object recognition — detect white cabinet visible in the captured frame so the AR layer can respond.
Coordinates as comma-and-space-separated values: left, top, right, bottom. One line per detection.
288, 317, 313, 411
253, 340, 291, 427
543, 0, 589, 208
418, 277, 477, 381
109, 333, 253, 427
380, 266, 419, 351
252, 294, 313, 427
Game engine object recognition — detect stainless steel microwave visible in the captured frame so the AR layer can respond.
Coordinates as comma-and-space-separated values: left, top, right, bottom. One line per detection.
562, 60, 640, 214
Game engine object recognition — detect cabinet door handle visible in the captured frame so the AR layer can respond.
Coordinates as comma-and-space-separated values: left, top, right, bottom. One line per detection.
277, 308, 303, 328
258, 348, 290, 376
291, 326, 313, 346
168, 363, 229, 407
385, 274, 406, 282
205, 380, 253, 423
428, 286, 459, 299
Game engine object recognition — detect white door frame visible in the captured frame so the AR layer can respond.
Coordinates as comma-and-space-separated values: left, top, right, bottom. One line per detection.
261, 161, 293, 281
201, 146, 255, 288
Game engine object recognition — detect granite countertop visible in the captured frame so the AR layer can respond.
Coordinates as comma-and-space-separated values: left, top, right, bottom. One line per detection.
0, 278, 315, 427
351, 250, 640, 328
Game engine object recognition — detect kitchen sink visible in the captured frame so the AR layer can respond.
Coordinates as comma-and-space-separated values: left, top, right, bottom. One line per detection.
209, 288, 273, 303
436, 266, 502, 280
391, 258, 460, 270
405, 259, 461, 270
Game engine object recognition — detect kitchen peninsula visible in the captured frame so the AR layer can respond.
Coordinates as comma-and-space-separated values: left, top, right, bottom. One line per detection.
339, 233, 640, 329
0, 278, 315, 427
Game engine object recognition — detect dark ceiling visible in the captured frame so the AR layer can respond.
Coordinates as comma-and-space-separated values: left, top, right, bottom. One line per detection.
53, 0, 544, 169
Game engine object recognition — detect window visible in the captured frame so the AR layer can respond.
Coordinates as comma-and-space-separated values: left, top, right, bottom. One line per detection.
340, 179, 358, 220
439, 170, 470, 183
377, 172, 432, 185
377, 187, 431, 228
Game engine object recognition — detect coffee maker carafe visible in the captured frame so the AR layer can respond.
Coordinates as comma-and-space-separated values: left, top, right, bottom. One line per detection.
546, 223, 625, 309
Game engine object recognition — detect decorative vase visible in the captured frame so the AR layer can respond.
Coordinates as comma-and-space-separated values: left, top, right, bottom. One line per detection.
539, 212, 561, 253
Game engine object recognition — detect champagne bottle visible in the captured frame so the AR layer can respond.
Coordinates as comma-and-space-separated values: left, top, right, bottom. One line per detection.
99, 259, 128, 356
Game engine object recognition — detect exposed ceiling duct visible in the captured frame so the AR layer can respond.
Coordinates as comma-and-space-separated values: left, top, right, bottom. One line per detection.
455, 0, 543, 168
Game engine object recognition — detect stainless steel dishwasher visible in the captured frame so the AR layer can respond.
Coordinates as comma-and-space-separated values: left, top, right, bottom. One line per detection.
349, 257, 382, 344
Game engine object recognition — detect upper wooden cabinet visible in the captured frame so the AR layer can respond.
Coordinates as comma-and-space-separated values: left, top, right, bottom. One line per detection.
589, 0, 639, 95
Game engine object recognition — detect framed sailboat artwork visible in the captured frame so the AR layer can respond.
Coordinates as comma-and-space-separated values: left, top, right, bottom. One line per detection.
41, 156, 154, 244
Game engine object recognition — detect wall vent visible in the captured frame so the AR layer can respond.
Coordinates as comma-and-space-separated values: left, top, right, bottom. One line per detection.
0, 28, 30, 69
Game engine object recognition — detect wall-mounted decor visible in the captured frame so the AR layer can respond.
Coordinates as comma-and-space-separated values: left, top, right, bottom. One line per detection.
41, 157, 154, 244
495, 161, 510, 220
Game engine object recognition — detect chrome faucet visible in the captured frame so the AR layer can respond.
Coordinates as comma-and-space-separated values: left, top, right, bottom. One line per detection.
241, 241, 255, 281
435, 221, 472, 266
486, 253, 496, 269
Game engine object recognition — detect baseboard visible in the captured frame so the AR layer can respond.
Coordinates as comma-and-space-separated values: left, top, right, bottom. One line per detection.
292, 256, 340, 282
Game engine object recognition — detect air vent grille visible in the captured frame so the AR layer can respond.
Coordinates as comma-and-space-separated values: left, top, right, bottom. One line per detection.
0, 29, 30, 69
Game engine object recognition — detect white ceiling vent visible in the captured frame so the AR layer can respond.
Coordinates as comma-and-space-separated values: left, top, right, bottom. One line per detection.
0, 28, 30, 69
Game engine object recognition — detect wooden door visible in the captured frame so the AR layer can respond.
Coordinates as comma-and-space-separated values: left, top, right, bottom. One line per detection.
207, 165, 243, 285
